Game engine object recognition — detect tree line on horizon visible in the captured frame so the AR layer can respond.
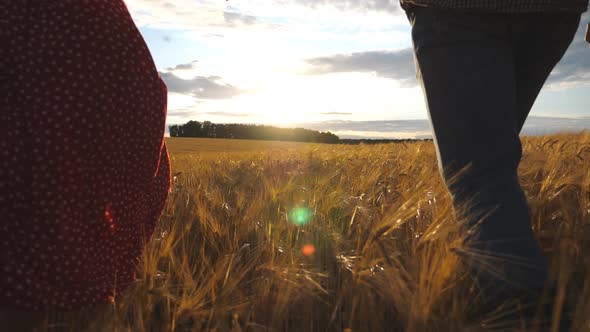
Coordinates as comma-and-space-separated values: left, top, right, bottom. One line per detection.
169, 120, 340, 143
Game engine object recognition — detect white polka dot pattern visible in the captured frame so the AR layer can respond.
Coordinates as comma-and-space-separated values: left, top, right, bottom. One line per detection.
0, 0, 171, 310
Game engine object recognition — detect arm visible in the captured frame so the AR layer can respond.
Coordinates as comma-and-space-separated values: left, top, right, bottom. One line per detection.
586, 22, 590, 45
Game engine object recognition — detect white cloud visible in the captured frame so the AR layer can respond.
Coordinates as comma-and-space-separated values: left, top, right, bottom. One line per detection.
125, 0, 407, 31
285, 0, 402, 14
165, 60, 198, 71
305, 48, 416, 86
545, 12, 590, 90
294, 116, 590, 139
160, 72, 244, 99
125, 0, 223, 29
331, 130, 432, 139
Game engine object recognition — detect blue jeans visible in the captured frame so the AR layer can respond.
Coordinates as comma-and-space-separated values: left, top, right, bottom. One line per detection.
403, 6, 581, 297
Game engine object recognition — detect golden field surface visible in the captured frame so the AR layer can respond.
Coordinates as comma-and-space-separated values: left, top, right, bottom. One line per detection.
165, 137, 325, 157
67, 132, 590, 331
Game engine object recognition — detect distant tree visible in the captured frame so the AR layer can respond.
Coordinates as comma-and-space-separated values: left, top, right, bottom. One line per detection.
169, 125, 179, 137
184, 120, 202, 137
202, 121, 215, 138
217, 124, 232, 138
172, 120, 340, 143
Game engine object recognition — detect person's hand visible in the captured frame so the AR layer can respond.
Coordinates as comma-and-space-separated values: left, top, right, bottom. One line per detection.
586, 22, 590, 45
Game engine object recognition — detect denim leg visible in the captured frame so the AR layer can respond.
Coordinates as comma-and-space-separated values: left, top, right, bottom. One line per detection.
510, 13, 581, 133
405, 6, 549, 293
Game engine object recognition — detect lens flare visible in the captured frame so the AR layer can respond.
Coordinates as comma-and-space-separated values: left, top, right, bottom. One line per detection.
288, 207, 313, 226
302, 244, 315, 256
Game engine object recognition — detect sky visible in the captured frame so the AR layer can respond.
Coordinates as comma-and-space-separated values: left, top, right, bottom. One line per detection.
124, 0, 590, 138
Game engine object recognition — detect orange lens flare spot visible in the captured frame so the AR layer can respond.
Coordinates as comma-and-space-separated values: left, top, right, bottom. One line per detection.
302, 244, 315, 256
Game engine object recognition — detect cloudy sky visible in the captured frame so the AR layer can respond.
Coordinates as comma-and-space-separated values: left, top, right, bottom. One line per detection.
125, 0, 590, 138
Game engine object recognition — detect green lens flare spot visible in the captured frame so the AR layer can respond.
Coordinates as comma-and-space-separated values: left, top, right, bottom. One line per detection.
289, 207, 313, 226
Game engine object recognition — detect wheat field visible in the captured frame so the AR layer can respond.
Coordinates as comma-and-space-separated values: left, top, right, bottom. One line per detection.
56, 132, 590, 331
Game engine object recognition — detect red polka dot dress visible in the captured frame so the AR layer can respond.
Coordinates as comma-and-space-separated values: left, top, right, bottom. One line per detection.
0, 1, 171, 310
